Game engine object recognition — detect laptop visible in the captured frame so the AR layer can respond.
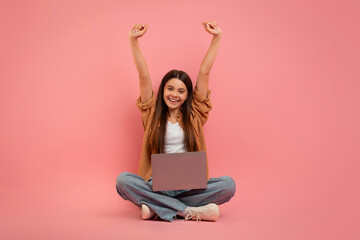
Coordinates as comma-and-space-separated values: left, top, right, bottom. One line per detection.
151, 151, 208, 191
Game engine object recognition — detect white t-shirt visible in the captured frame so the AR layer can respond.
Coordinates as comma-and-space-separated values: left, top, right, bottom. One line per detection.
165, 121, 186, 153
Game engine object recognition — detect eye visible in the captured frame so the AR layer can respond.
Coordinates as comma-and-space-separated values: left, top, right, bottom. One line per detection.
168, 87, 173, 91
179, 91, 184, 94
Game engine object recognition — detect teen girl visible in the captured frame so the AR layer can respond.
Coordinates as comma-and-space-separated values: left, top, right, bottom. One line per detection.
116, 21, 236, 222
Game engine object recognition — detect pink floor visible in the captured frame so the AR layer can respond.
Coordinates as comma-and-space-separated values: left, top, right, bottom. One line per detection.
1, 174, 355, 240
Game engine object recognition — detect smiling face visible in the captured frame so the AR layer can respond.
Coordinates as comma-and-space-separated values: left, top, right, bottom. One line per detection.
163, 78, 188, 111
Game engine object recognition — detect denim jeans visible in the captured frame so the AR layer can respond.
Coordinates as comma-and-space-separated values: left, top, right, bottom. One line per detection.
116, 172, 236, 222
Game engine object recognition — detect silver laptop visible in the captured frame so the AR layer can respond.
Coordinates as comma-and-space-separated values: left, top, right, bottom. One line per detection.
151, 151, 207, 191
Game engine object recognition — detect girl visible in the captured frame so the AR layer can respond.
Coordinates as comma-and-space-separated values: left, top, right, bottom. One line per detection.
116, 21, 236, 222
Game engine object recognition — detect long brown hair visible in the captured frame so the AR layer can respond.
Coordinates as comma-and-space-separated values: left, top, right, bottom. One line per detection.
149, 69, 198, 153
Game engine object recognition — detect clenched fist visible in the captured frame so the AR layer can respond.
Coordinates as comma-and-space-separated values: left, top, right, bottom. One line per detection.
202, 21, 222, 36
129, 24, 149, 39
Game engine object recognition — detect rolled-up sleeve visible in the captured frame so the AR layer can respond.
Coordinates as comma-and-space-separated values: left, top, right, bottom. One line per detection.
136, 91, 156, 130
191, 88, 212, 126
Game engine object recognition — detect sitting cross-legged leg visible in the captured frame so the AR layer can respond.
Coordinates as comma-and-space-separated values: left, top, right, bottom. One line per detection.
116, 173, 236, 222
175, 176, 236, 221
116, 172, 188, 222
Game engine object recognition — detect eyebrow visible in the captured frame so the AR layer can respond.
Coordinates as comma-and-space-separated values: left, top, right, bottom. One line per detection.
167, 85, 186, 91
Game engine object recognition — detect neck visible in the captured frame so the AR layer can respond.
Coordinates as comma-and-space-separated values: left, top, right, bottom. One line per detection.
168, 108, 180, 119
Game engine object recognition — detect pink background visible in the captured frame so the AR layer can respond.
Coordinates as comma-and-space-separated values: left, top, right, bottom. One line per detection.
1, 0, 359, 239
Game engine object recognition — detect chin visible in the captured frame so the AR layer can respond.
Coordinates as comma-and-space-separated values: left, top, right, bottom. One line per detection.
166, 104, 179, 110
165, 101, 182, 110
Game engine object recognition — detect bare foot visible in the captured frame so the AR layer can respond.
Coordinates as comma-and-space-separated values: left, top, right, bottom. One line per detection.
141, 204, 155, 220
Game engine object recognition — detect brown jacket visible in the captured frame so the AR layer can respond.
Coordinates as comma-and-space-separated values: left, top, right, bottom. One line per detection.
135, 88, 212, 181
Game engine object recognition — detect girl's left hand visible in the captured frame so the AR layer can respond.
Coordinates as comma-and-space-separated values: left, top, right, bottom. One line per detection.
202, 21, 222, 36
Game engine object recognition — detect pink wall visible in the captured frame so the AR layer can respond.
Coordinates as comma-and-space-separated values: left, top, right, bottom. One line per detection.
1, 0, 359, 239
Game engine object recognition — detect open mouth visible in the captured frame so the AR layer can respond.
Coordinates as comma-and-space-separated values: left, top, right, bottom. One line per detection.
168, 98, 179, 103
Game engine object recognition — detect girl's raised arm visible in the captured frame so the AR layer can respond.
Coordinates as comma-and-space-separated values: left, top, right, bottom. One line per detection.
129, 24, 153, 103
195, 21, 222, 97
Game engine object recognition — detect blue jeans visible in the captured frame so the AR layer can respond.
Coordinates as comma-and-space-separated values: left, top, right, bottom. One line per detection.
116, 172, 236, 222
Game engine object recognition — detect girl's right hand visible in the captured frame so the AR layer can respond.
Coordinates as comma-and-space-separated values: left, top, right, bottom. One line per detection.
129, 24, 149, 39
